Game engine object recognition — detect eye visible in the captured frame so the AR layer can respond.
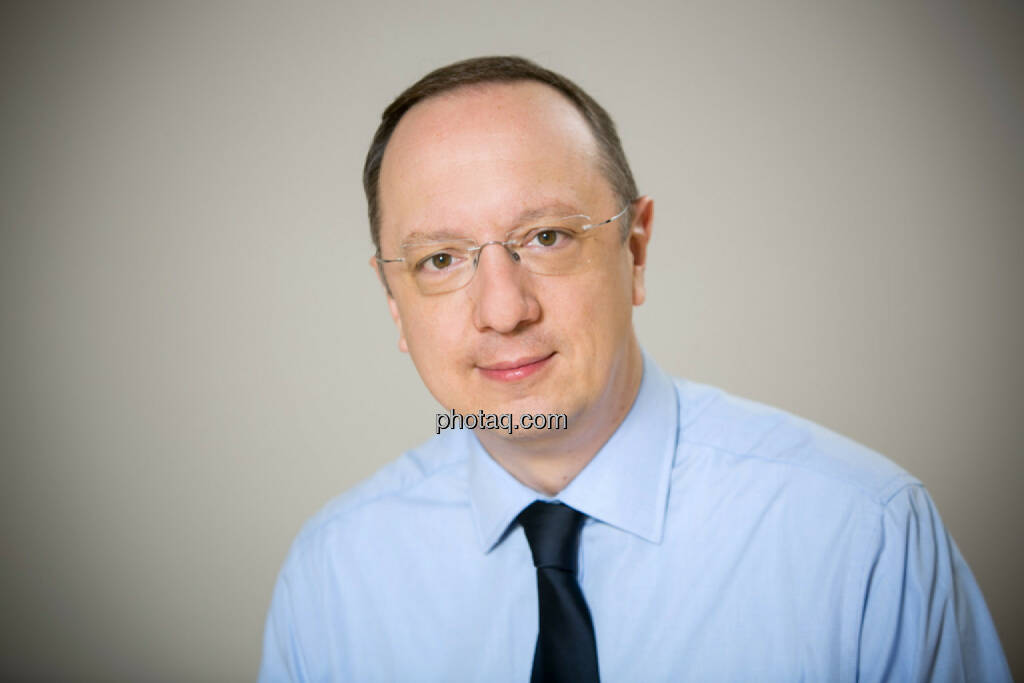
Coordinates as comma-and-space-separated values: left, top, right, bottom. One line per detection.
416, 251, 457, 272
527, 229, 569, 248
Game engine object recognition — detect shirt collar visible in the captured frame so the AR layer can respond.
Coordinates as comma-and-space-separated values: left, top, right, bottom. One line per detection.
467, 350, 679, 552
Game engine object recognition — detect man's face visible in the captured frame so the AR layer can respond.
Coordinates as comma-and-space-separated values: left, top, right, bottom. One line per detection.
375, 81, 650, 435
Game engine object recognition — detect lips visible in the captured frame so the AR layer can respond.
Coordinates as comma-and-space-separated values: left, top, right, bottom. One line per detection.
477, 352, 555, 382
479, 353, 553, 371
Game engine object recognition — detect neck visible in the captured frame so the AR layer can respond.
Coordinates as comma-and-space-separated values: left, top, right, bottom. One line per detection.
475, 339, 644, 496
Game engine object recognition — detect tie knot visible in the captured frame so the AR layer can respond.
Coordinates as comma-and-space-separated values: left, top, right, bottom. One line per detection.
517, 501, 587, 572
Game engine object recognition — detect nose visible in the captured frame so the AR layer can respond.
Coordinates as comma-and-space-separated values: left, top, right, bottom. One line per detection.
472, 240, 522, 268
469, 242, 541, 334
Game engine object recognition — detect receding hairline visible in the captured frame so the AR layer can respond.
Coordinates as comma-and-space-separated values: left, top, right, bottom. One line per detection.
376, 80, 613, 237
364, 56, 639, 281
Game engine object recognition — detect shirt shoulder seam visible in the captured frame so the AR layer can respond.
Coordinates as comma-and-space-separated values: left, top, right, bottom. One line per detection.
295, 452, 470, 543
680, 431, 919, 507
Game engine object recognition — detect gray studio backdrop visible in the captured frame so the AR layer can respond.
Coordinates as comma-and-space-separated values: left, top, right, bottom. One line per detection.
2, 1, 1021, 680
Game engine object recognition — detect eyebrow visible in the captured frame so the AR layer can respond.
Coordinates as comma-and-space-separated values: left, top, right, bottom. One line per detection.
399, 201, 588, 246
401, 228, 473, 246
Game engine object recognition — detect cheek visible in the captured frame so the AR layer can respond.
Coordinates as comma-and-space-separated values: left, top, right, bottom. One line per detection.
405, 313, 454, 352
582, 246, 635, 318
400, 302, 465, 369
551, 254, 634, 352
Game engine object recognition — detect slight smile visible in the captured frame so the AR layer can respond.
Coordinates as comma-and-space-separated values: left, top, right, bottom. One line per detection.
477, 352, 556, 383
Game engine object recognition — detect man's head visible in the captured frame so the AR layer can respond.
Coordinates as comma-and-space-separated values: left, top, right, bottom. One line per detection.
366, 56, 653, 446
364, 56, 639, 256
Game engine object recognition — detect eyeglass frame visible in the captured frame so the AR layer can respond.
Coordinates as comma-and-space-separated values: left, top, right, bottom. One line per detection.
374, 203, 633, 294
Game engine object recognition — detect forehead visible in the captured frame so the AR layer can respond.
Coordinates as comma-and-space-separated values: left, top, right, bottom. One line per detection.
378, 81, 608, 244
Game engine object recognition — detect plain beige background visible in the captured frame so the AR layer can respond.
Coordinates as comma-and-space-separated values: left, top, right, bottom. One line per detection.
2, 1, 1021, 680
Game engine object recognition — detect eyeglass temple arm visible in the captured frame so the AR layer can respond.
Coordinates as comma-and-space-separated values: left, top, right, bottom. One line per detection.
583, 204, 631, 231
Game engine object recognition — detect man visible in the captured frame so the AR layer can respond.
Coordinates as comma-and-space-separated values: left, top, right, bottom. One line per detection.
259, 56, 1011, 681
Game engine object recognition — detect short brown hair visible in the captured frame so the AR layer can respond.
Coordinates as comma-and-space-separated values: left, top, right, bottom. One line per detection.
363, 56, 638, 254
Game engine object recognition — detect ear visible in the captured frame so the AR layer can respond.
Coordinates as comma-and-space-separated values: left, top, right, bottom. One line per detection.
387, 297, 409, 353
370, 256, 409, 353
627, 196, 654, 306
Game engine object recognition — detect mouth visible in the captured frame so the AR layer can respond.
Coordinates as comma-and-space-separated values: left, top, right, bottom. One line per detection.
477, 352, 555, 382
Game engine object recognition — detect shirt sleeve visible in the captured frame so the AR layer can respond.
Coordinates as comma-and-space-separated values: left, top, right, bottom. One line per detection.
258, 549, 314, 683
857, 484, 1012, 682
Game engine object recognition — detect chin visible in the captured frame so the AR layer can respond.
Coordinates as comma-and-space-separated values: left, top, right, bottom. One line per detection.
500, 390, 573, 414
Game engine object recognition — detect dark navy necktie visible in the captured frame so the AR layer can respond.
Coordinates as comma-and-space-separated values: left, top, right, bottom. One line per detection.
517, 501, 600, 683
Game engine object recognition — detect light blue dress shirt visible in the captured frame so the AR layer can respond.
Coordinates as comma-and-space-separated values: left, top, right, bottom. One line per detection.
260, 354, 1011, 682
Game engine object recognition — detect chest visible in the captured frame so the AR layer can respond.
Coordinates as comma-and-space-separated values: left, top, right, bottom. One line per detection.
315, 522, 861, 682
